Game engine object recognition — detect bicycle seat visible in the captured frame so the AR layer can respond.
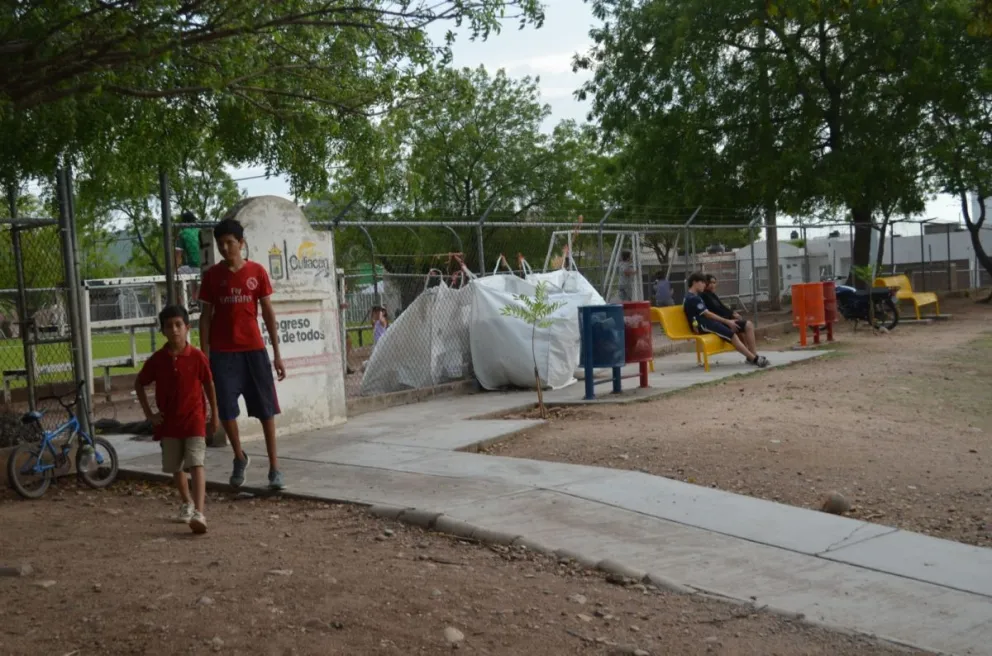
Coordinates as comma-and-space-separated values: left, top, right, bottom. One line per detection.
20, 410, 44, 425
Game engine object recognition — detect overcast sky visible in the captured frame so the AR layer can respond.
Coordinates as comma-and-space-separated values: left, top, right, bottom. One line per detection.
232, 0, 962, 234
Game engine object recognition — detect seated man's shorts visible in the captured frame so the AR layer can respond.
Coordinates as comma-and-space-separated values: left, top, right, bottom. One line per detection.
161, 437, 206, 473
209, 349, 281, 421
697, 318, 735, 342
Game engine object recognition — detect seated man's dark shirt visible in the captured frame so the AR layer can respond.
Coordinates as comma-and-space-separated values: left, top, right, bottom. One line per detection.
682, 291, 708, 330
700, 291, 734, 320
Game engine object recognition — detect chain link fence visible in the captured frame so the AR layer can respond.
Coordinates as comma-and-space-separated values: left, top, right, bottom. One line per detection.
65, 214, 992, 405
340, 271, 471, 398
0, 222, 78, 436
82, 275, 202, 402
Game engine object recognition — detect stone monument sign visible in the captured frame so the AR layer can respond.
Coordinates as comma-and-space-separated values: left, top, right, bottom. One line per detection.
200, 196, 347, 438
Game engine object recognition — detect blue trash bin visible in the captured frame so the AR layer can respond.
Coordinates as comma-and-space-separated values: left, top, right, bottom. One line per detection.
578, 305, 626, 399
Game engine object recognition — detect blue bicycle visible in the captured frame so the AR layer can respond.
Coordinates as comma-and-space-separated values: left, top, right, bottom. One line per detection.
6, 382, 119, 499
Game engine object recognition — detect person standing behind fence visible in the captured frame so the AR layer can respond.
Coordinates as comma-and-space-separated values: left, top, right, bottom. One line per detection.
371, 306, 389, 345
199, 218, 287, 491
653, 271, 674, 306
617, 250, 636, 301
175, 211, 202, 274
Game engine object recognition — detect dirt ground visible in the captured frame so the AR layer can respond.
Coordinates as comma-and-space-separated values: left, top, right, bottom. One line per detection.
487, 297, 992, 547
0, 481, 921, 656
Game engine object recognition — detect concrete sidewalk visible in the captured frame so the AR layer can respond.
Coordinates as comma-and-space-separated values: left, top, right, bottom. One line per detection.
114, 350, 992, 656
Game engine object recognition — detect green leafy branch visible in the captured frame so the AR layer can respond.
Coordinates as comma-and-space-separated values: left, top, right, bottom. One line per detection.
499, 280, 565, 418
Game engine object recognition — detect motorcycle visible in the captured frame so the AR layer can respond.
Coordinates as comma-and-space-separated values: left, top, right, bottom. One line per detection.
831, 279, 899, 331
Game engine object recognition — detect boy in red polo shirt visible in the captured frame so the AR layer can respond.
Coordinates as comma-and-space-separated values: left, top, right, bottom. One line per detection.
199, 218, 287, 491
135, 305, 219, 534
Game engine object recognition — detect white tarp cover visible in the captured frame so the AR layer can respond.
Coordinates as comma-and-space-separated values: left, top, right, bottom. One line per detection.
470, 269, 606, 391
359, 281, 471, 396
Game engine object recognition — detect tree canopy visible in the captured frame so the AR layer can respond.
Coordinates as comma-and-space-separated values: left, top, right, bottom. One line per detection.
577, 0, 954, 270
1, 0, 544, 193
923, 3, 992, 291
74, 137, 244, 275
317, 66, 619, 274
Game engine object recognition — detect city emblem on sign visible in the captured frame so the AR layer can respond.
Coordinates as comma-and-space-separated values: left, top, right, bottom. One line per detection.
268, 244, 285, 280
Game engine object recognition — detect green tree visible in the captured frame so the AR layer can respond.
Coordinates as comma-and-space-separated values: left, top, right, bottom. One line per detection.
923, 6, 992, 301
1, 0, 544, 194
75, 143, 243, 275
322, 66, 618, 275
578, 0, 943, 284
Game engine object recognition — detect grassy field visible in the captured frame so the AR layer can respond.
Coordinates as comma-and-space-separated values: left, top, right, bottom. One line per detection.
0, 329, 203, 389
3, 322, 376, 391
2, 322, 377, 389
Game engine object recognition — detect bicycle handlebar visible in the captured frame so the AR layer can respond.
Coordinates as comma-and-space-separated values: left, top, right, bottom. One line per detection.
37, 381, 86, 411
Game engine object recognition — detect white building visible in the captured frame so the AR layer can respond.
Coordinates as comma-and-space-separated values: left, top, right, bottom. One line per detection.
730, 220, 990, 302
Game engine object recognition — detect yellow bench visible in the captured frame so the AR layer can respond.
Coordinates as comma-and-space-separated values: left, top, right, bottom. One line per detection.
873, 274, 940, 320
650, 306, 736, 372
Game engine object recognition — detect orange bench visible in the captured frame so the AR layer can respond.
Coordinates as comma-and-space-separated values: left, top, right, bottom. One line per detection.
650, 306, 736, 372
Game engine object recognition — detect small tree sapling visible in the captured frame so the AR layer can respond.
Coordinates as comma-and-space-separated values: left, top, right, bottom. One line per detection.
499, 281, 565, 419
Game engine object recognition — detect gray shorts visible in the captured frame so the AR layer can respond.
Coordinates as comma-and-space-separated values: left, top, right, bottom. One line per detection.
160, 437, 206, 474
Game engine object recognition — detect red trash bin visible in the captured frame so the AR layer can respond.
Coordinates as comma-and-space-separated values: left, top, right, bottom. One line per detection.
621, 301, 653, 387
822, 281, 837, 342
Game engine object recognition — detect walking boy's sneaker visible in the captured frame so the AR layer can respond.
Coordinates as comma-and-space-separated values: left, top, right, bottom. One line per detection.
268, 470, 286, 491
230, 454, 251, 487
177, 502, 195, 523
189, 511, 207, 534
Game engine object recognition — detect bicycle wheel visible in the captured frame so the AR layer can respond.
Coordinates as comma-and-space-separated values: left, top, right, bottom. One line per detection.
6, 443, 54, 499
76, 436, 119, 490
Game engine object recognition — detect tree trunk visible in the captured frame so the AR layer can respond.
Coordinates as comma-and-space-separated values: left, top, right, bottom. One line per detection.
960, 192, 992, 302
765, 204, 781, 309
875, 215, 890, 273
851, 206, 874, 289
757, 15, 780, 310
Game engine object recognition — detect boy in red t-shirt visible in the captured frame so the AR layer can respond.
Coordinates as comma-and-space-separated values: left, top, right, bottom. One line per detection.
135, 305, 219, 534
198, 218, 287, 490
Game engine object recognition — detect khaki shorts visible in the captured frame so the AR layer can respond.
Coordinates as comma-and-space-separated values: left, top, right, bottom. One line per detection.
160, 437, 206, 474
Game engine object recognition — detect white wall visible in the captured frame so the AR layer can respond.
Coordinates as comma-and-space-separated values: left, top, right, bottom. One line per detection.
733, 225, 991, 298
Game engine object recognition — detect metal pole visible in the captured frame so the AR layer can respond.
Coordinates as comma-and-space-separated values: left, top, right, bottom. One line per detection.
315, 219, 761, 231
801, 225, 809, 282
920, 222, 926, 291
946, 227, 952, 291
65, 164, 93, 398
8, 184, 38, 410
749, 221, 758, 327
56, 168, 90, 435
159, 169, 176, 306
477, 198, 498, 275
890, 221, 895, 272
683, 206, 701, 272
542, 231, 559, 271
358, 226, 379, 306
848, 223, 854, 283
598, 207, 614, 288
633, 232, 643, 301
684, 226, 690, 273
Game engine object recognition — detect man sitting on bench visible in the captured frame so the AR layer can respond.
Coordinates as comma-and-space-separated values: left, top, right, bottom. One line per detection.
684, 272, 768, 367
701, 274, 763, 360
